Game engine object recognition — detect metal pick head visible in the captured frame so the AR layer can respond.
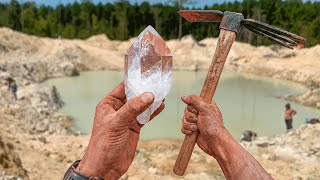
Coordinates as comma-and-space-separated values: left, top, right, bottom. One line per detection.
178, 10, 306, 49
242, 19, 306, 49
178, 10, 223, 22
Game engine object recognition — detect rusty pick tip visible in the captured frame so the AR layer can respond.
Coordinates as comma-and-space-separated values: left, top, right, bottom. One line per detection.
178, 10, 223, 22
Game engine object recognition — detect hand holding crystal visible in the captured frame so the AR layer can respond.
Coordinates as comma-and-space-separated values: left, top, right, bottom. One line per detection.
76, 82, 165, 180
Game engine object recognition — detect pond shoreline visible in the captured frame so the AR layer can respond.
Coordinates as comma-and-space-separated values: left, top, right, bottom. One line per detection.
47, 70, 319, 140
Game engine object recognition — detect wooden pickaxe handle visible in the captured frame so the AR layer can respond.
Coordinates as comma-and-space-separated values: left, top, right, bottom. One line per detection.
173, 29, 237, 176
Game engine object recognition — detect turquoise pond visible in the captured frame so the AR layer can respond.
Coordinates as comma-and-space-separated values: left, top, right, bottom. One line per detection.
47, 71, 320, 140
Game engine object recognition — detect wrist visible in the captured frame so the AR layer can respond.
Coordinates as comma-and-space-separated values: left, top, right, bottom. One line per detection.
76, 156, 101, 177
64, 160, 103, 180
77, 153, 121, 180
208, 127, 233, 158
76, 151, 105, 178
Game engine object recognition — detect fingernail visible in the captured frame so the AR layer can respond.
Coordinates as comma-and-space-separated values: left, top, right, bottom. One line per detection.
141, 92, 154, 103
181, 95, 187, 100
191, 125, 197, 131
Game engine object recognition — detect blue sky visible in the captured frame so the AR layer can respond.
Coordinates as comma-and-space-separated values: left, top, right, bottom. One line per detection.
0, 0, 319, 8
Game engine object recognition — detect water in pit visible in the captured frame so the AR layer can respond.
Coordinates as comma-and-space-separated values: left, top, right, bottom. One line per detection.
47, 71, 320, 140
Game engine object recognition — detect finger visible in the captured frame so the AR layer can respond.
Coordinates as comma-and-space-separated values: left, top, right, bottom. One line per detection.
136, 103, 165, 128
98, 81, 126, 109
181, 127, 193, 135
182, 116, 198, 131
181, 95, 209, 113
117, 92, 154, 124
129, 119, 141, 134
139, 102, 165, 128
107, 81, 126, 101
184, 108, 198, 123
150, 102, 165, 120
103, 96, 124, 111
187, 105, 198, 115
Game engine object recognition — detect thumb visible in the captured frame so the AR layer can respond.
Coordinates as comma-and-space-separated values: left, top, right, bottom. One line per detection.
117, 92, 154, 124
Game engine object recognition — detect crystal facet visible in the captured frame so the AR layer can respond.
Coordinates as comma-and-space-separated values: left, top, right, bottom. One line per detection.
124, 25, 173, 124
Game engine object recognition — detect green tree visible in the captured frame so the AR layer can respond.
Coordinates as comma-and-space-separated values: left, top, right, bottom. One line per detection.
8, 0, 21, 30
0, 0, 319, 47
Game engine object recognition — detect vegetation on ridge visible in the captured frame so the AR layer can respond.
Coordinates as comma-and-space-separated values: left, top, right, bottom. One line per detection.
0, 0, 319, 47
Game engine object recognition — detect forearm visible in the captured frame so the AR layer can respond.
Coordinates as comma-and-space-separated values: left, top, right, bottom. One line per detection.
212, 130, 273, 180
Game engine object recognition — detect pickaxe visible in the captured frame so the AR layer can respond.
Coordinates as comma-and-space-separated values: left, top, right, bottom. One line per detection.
173, 10, 306, 176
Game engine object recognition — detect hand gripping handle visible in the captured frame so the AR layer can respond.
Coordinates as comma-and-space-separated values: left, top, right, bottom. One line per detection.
173, 29, 237, 176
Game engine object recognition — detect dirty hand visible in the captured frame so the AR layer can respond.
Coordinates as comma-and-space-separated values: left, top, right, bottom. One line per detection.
76, 81, 165, 180
181, 95, 273, 180
181, 95, 226, 157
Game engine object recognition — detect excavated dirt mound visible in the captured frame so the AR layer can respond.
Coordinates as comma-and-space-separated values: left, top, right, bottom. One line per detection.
1, 27, 319, 85
0, 135, 28, 179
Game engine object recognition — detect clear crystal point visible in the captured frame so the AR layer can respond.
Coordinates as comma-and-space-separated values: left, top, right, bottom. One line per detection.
124, 25, 173, 124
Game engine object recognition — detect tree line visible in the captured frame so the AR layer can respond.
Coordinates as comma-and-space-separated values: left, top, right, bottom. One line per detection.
0, 0, 319, 47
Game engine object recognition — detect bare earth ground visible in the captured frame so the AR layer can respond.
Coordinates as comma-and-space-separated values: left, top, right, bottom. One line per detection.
2, 125, 320, 180
0, 28, 319, 179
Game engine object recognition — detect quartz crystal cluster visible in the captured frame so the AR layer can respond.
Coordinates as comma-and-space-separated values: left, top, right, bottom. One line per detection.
124, 25, 173, 124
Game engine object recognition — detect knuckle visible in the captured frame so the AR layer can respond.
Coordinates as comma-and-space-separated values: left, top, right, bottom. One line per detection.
185, 111, 191, 118
191, 109, 198, 115
185, 123, 191, 130
187, 106, 198, 115
184, 121, 196, 131
185, 114, 196, 123
191, 125, 198, 131
188, 124, 195, 131
183, 121, 190, 129
96, 101, 104, 111
190, 111, 197, 118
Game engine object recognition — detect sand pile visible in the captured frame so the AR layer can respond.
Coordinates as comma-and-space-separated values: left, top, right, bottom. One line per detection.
0, 28, 43, 55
